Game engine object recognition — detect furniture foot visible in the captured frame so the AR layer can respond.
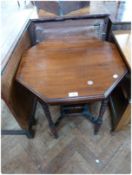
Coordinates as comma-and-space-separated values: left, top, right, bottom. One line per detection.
1, 97, 37, 139
55, 106, 64, 126
28, 97, 37, 128
94, 98, 109, 134
26, 97, 37, 139
26, 129, 35, 139
50, 126, 58, 139
40, 101, 58, 138
82, 104, 97, 123
55, 115, 64, 126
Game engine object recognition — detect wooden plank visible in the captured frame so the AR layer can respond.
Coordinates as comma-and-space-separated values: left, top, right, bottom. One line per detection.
111, 30, 131, 131
113, 30, 131, 69
115, 103, 131, 131
1, 26, 35, 130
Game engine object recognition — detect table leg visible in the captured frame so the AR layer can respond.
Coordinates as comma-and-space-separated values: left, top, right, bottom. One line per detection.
94, 98, 109, 134
55, 106, 64, 126
28, 97, 37, 128
26, 97, 38, 138
26, 129, 35, 138
40, 102, 58, 138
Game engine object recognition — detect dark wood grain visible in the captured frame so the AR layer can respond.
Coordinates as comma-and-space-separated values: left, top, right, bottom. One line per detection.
16, 37, 127, 105
1, 29, 35, 130
28, 15, 109, 45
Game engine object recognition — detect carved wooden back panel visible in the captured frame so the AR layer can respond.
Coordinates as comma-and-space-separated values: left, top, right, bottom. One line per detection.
29, 15, 109, 45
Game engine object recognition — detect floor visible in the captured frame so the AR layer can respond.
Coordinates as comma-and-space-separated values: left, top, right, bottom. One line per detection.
1, 100, 131, 174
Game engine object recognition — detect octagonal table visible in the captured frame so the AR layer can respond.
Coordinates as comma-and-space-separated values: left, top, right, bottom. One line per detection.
16, 38, 127, 138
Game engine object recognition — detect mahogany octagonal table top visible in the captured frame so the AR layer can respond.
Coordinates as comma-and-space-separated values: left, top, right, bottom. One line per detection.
16, 38, 127, 105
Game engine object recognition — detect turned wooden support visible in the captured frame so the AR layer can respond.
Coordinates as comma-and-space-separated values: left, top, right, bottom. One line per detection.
40, 101, 58, 138
94, 98, 109, 134
28, 97, 37, 129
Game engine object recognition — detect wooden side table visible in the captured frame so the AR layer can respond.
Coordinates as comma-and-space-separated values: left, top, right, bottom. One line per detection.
16, 38, 127, 138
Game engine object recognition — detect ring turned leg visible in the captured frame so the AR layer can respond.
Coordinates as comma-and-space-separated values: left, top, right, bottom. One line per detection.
94, 98, 109, 135
26, 97, 37, 139
28, 97, 37, 127
40, 102, 58, 138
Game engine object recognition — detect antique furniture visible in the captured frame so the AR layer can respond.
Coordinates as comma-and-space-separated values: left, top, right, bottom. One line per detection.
109, 30, 131, 131
1, 12, 130, 138
1, 28, 36, 138
106, 10, 131, 131
113, 30, 131, 69
1, 14, 108, 137
1, 14, 109, 138
16, 37, 127, 138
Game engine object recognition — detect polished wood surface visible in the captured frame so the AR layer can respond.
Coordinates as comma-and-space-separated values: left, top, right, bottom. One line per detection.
115, 103, 131, 131
16, 38, 127, 104
113, 30, 131, 69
